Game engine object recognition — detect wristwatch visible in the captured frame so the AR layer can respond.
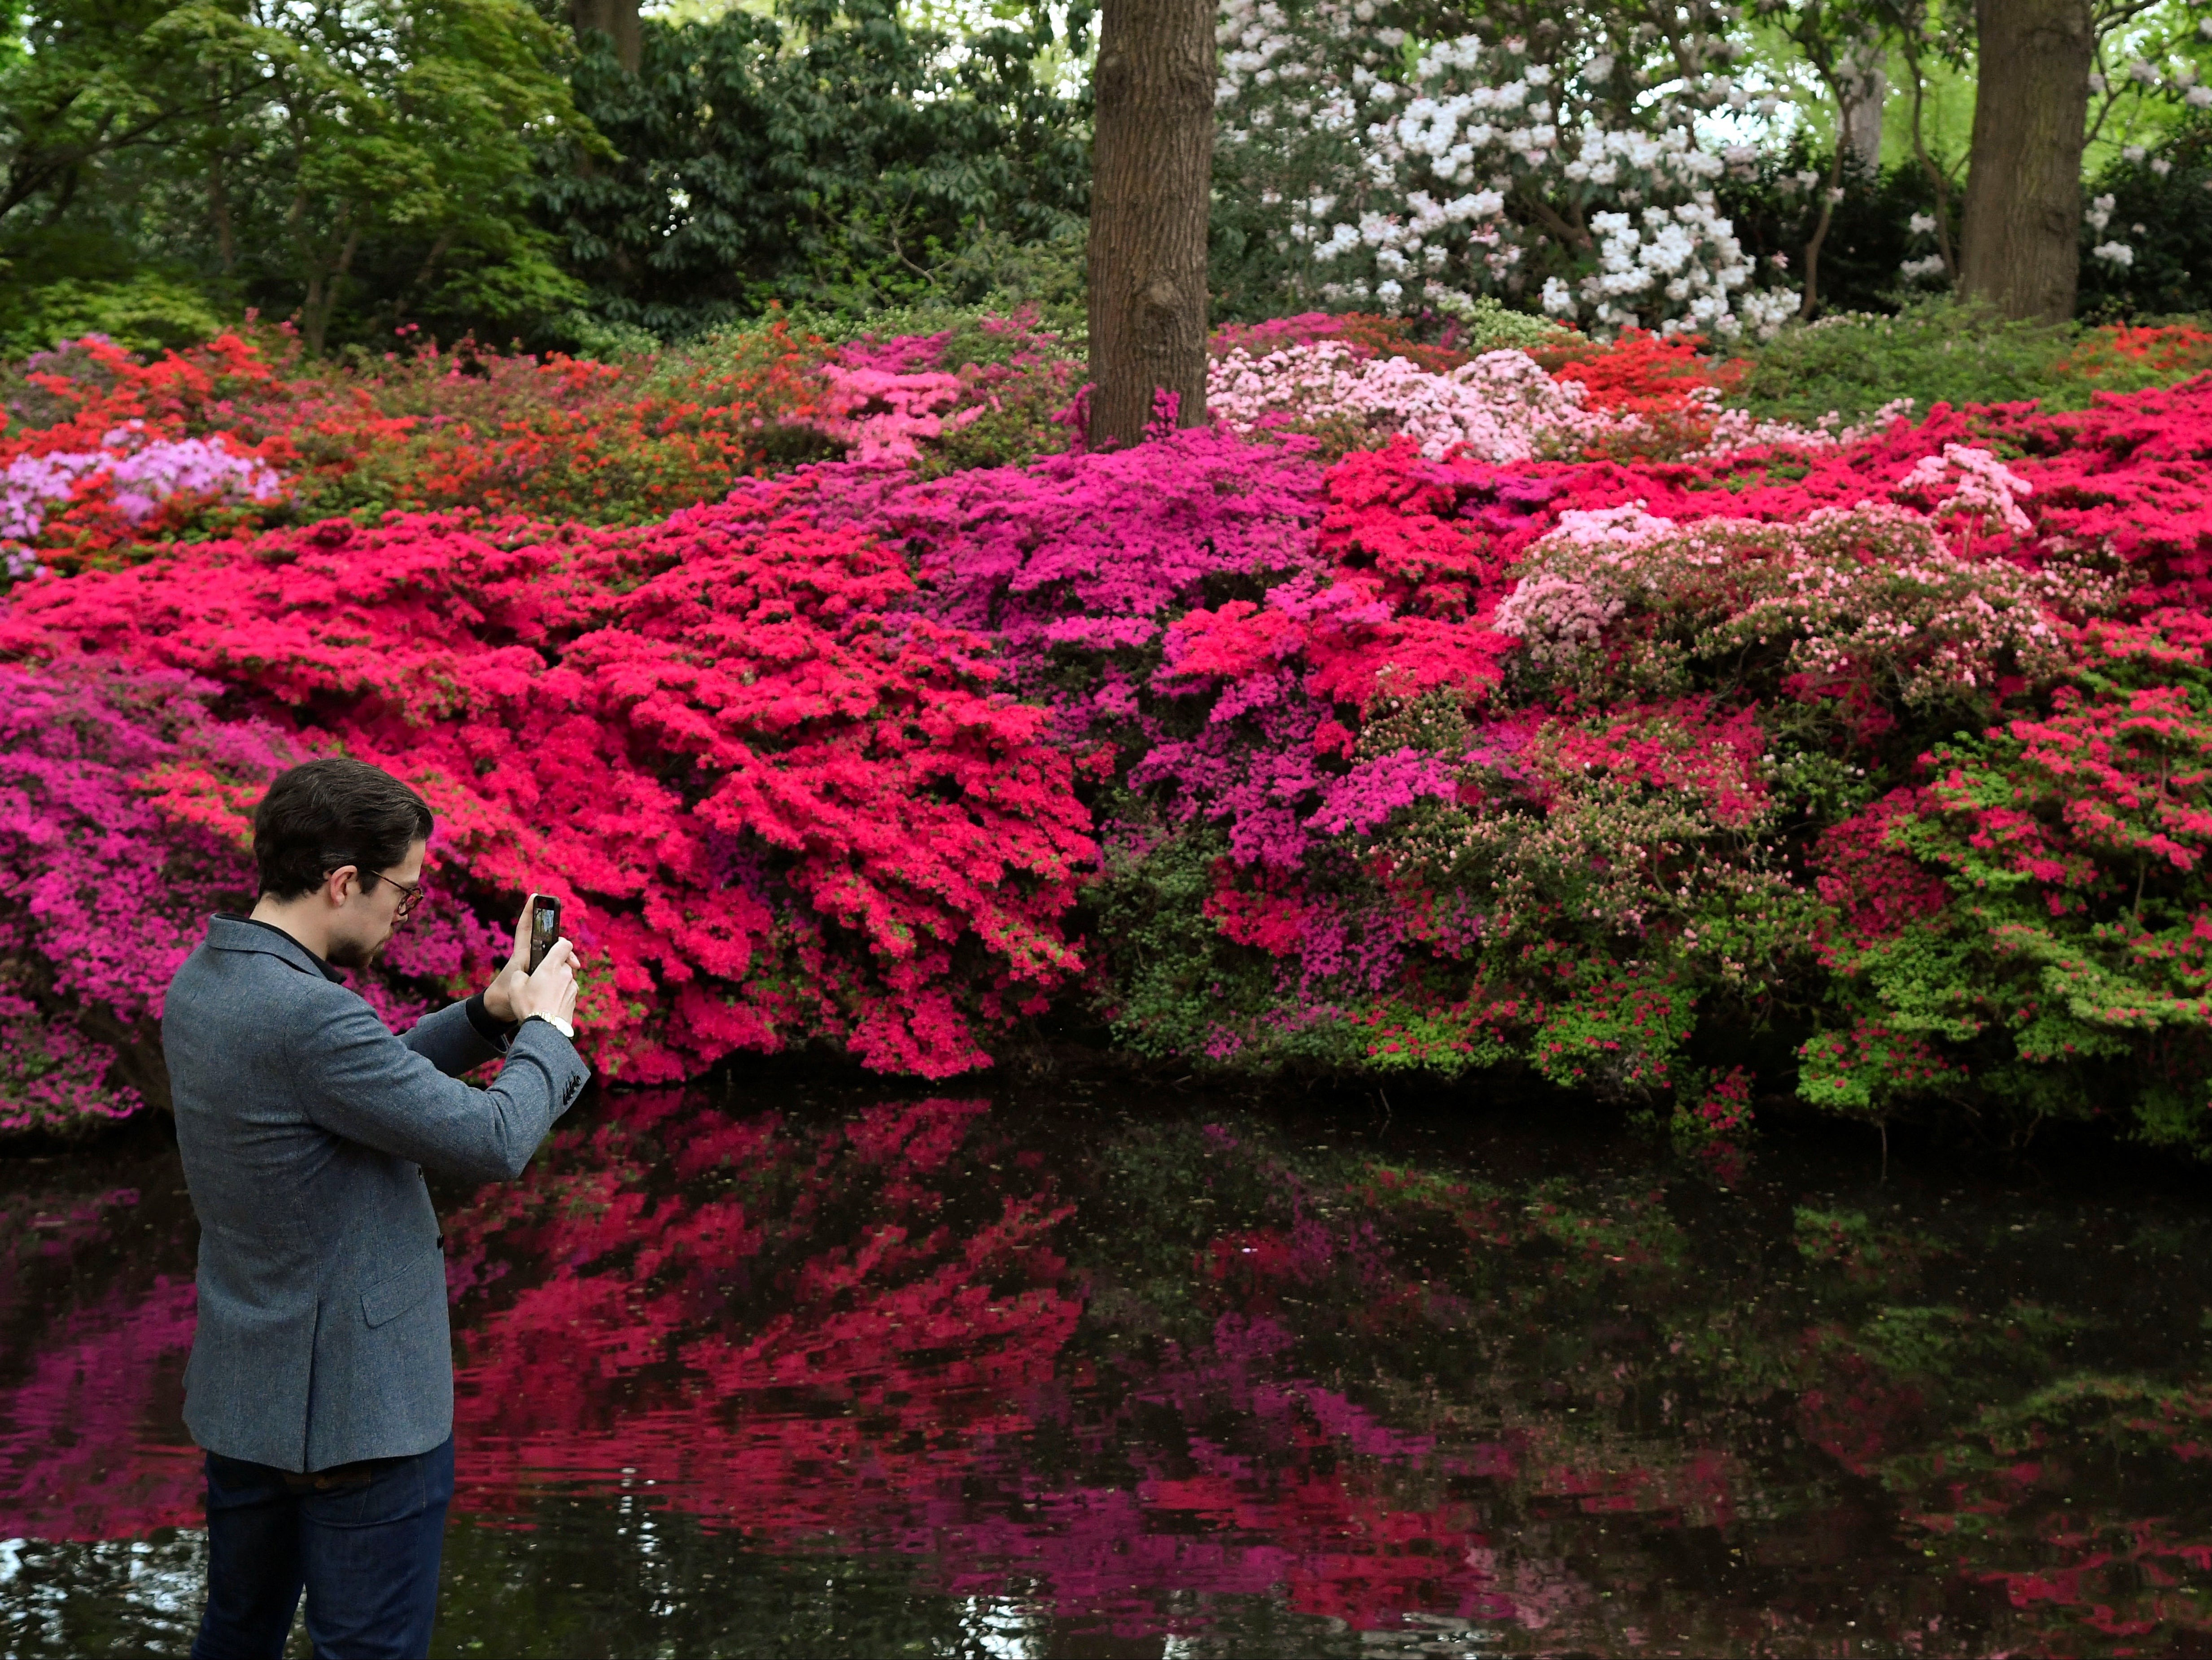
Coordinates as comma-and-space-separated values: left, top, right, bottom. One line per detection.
526, 1013, 575, 1040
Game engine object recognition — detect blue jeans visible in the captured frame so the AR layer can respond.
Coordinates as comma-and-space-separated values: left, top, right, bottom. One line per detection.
190, 1435, 455, 1660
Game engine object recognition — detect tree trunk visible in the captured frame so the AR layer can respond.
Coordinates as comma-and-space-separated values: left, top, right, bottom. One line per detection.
210, 152, 235, 275
572, 0, 641, 74
1957, 0, 2092, 321
1842, 65, 1885, 174
1086, 0, 1213, 447
301, 221, 360, 356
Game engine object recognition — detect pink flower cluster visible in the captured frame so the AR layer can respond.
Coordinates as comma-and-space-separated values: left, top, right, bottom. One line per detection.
1, 427, 280, 577
1209, 342, 1610, 461
1893, 442, 2036, 538
802, 313, 1083, 469
0, 987, 141, 1136
0, 662, 279, 1023
1498, 503, 2120, 703
805, 366, 980, 465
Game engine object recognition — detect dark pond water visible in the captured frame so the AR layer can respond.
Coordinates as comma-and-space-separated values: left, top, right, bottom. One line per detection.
5, 1076, 2212, 1658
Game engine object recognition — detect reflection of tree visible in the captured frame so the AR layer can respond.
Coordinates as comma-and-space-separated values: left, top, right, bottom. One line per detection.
5, 1096, 2212, 1653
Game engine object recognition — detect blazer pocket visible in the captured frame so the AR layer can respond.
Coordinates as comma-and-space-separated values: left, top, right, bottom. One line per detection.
360, 1249, 445, 1329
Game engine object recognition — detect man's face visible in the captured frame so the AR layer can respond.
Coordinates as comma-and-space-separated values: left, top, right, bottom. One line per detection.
326, 839, 427, 970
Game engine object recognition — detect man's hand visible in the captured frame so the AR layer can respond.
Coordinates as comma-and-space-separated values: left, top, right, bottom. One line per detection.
483, 892, 580, 1031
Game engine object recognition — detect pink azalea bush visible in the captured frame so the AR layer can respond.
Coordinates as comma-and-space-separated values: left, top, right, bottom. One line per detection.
0, 987, 140, 1136
0, 662, 281, 1134
7, 313, 2212, 1155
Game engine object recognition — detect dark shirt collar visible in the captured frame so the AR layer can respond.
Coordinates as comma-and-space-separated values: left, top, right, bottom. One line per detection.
212, 913, 346, 983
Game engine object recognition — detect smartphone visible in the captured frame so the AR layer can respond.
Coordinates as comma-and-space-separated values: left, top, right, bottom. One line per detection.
527, 895, 562, 974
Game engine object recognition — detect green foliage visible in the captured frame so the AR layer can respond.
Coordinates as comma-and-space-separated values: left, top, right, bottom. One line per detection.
1735, 298, 2090, 425
223, 0, 595, 352
1826, 625, 2212, 1152
538, 0, 1090, 344
1085, 822, 1276, 1062
816, 223, 1091, 344
0, 0, 272, 237
0, 0, 594, 355
0, 274, 225, 358
1083, 820, 1373, 1071
2076, 115, 2212, 321
1796, 1015, 1967, 1124
1451, 294, 1577, 354
1712, 146, 1928, 317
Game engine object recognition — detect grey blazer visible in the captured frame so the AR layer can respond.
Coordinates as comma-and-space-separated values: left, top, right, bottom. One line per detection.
162, 914, 590, 1472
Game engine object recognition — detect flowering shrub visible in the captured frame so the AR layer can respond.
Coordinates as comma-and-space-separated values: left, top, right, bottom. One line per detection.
811, 311, 1082, 476
8, 315, 2212, 1151
0, 329, 828, 577
1206, 317, 1905, 462
1212, 0, 1799, 336
1825, 613, 2212, 1145
0, 663, 279, 1023
1, 494, 1096, 1085
796, 424, 1324, 704
1073, 373, 2212, 1146
1, 431, 281, 579
0, 989, 141, 1137
1210, 341, 1610, 460
0, 315, 1082, 585
1213, 302, 1575, 368
1495, 503, 2116, 707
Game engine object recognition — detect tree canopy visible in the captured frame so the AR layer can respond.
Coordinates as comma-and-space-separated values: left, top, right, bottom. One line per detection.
0, 0, 2205, 354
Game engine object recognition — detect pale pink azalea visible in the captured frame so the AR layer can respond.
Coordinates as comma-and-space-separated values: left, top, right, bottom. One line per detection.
1208, 341, 1612, 461
0, 426, 282, 578
1893, 442, 2037, 537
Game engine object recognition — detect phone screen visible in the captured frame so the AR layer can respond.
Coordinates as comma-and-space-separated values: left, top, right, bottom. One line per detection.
528, 896, 561, 974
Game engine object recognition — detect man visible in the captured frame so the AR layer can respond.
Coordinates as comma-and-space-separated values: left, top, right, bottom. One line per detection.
164, 756, 590, 1660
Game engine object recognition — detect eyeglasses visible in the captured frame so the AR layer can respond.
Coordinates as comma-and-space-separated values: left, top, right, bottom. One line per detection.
360, 869, 426, 920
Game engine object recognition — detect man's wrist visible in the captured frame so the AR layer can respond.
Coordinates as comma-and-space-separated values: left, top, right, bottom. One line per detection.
525, 1012, 575, 1040
464, 991, 520, 1045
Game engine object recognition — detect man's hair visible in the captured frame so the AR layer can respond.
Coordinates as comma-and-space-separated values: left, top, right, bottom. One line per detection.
253, 759, 434, 900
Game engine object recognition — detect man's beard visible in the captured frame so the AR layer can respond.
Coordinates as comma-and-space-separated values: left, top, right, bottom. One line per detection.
326, 935, 384, 971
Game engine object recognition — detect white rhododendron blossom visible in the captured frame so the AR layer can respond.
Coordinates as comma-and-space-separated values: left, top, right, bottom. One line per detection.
1214, 0, 1800, 338
1898, 209, 1950, 288
2092, 240, 2136, 267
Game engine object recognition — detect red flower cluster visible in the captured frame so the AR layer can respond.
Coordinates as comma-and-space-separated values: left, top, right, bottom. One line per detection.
2, 490, 1094, 1079
0, 327, 833, 577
